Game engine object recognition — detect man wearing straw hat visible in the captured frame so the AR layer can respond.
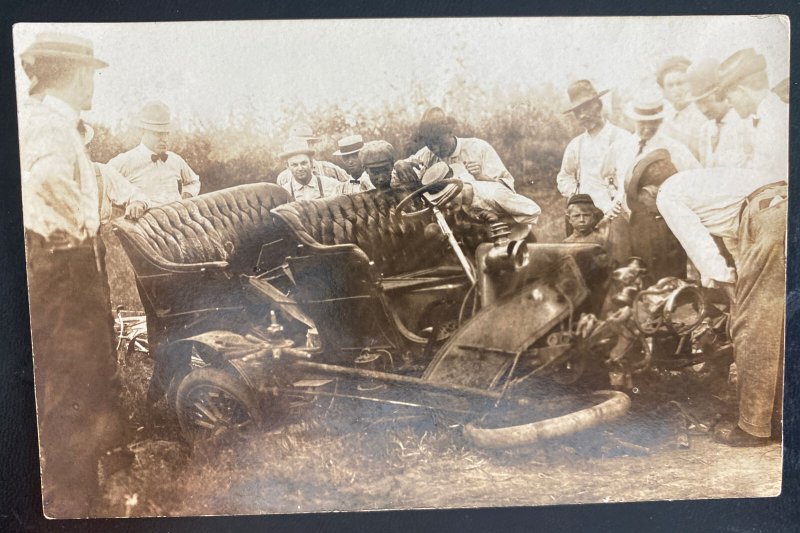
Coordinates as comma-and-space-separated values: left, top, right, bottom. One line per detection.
332, 134, 375, 195
557, 79, 632, 260
108, 101, 201, 207
276, 122, 350, 187
17, 32, 132, 517
278, 138, 343, 201
686, 58, 753, 169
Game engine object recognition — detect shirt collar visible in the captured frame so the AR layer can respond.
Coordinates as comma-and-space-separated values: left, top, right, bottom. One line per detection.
41, 95, 80, 125
450, 137, 463, 158
587, 121, 610, 139
292, 173, 319, 189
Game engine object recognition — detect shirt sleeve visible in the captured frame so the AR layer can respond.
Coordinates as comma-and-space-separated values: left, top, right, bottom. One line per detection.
477, 140, 515, 190
556, 138, 580, 198
656, 179, 735, 285
177, 156, 201, 197
668, 141, 701, 172
97, 163, 148, 207
321, 160, 350, 182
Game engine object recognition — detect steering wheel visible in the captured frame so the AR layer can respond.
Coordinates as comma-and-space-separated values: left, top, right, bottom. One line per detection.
395, 178, 464, 217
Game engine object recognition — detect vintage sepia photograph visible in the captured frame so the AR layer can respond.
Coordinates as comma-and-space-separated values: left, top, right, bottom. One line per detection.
12, 16, 789, 519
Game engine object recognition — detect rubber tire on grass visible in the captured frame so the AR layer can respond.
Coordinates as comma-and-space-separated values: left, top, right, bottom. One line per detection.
176, 367, 263, 443
464, 390, 631, 449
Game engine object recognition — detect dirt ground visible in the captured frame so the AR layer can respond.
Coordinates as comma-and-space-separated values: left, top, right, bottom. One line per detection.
100, 348, 782, 518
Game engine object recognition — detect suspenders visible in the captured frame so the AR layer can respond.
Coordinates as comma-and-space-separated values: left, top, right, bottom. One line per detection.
289, 173, 324, 200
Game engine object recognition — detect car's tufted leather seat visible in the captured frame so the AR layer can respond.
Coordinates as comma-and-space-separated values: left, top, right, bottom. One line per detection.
113, 183, 292, 272
271, 188, 475, 277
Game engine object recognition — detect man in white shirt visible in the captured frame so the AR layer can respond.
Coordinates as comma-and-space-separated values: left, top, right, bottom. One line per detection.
655, 167, 787, 446
332, 134, 374, 195
718, 48, 789, 183
108, 101, 201, 206
275, 123, 350, 186
17, 32, 131, 517
656, 56, 709, 162
394, 107, 515, 191
278, 139, 342, 201
686, 58, 754, 168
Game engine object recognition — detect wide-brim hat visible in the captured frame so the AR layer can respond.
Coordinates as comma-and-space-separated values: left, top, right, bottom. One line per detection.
279, 138, 315, 160
686, 58, 722, 101
625, 87, 666, 122
420, 162, 456, 202
135, 101, 172, 132
718, 48, 767, 91
20, 32, 108, 69
656, 56, 691, 87
333, 134, 365, 156
625, 148, 676, 210
563, 80, 609, 114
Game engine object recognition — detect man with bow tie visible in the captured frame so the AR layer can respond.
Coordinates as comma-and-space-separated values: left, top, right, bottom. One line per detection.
332, 134, 375, 195
108, 101, 201, 206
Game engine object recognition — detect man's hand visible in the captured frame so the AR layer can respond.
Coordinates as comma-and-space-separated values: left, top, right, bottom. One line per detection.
393, 160, 421, 185
125, 201, 147, 220
465, 162, 482, 178
181, 192, 193, 199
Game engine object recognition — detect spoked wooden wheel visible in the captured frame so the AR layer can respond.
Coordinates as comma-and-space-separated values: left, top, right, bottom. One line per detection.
464, 390, 631, 449
176, 367, 263, 442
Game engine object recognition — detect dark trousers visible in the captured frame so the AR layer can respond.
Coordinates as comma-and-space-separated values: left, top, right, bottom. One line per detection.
731, 188, 787, 438
25, 232, 127, 518
629, 208, 687, 282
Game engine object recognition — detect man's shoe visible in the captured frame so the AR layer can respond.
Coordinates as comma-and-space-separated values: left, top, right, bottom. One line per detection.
713, 424, 771, 447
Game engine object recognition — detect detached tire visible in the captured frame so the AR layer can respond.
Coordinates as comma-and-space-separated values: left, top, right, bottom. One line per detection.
465, 390, 631, 449
176, 367, 263, 443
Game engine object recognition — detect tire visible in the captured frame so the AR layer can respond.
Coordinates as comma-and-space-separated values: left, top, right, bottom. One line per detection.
175, 367, 263, 443
464, 390, 631, 449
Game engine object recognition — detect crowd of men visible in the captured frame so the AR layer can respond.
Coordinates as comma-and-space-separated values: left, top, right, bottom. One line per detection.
16, 31, 788, 516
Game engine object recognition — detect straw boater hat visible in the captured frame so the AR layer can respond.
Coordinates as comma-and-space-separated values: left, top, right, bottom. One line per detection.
625, 149, 677, 210
563, 80, 609, 114
21, 32, 108, 69
279, 138, 315, 160
333, 135, 365, 157
686, 58, 722, 101
135, 101, 172, 133
624, 86, 666, 122
288, 123, 319, 142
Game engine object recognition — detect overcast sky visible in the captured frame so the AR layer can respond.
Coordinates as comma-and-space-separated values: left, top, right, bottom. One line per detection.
13, 16, 790, 129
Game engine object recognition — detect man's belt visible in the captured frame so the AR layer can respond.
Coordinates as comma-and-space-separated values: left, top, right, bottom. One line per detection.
739, 180, 788, 221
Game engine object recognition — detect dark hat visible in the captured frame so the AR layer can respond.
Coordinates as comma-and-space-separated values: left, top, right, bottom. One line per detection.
418, 107, 457, 139
625, 149, 677, 210
718, 48, 767, 91
20, 32, 108, 69
567, 193, 597, 207
332, 134, 364, 156
686, 58, 722, 100
656, 56, 691, 87
563, 80, 609, 114
359, 140, 395, 167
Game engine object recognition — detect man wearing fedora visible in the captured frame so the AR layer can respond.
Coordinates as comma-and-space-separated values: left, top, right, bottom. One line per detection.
686, 58, 753, 169
557, 80, 631, 219
394, 107, 515, 191
333, 134, 375, 195
18, 32, 131, 517
276, 122, 350, 187
278, 139, 343, 201
654, 162, 787, 447
108, 101, 201, 207
717, 48, 788, 184
656, 56, 709, 162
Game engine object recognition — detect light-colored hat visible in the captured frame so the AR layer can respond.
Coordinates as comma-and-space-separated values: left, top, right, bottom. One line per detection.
279, 138, 315, 160
359, 141, 395, 167
333, 135, 364, 156
624, 87, 666, 122
718, 48, 767, 91
686, 58, 721, 100
420, 162, 456, 202
136, 101, 172, 132
563, 80, 609, 114
288, 123, 319, 142
20, 32, 108, 69
656, 56, 691, 87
